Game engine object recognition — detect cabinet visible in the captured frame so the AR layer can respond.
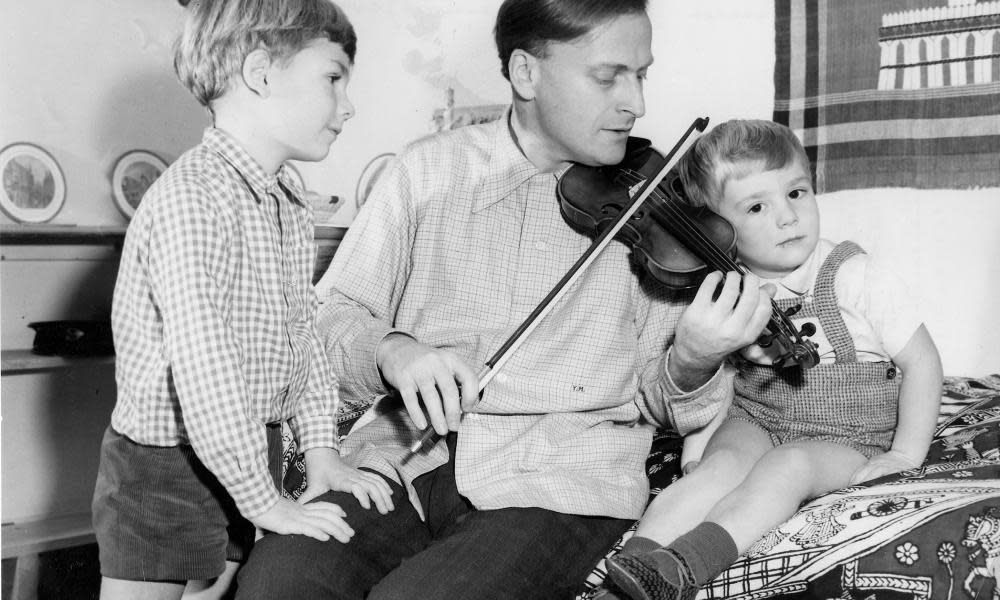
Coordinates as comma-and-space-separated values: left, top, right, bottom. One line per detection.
0, 224, 345, 593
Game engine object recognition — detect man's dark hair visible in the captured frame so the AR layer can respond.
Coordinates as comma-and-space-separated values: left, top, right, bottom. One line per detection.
494, 0, 648, 80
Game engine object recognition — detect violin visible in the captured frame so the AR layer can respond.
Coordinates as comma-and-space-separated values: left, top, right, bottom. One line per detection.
409, 118, 819, 455
556, 120, 820, 369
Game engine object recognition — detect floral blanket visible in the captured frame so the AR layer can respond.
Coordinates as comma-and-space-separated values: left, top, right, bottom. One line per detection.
282, 375, 1000, 600
579, 375, 1000, 600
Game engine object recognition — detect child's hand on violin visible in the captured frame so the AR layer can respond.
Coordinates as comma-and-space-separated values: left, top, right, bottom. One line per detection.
298, 447, 394, 514
849, 449, 920, 484
670, 271, 774, 387
376, 333, 479, 435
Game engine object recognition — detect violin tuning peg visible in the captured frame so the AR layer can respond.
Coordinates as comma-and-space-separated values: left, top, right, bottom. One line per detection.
784, 304, 802, 317
756, 333, 776, 348
799, 322, 817, 337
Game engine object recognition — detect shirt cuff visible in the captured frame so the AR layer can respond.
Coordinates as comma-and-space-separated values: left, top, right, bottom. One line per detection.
293, 414, 340, 453
662, 346, 729, 435
352, 326, 416, 392
229, 470, 282, 519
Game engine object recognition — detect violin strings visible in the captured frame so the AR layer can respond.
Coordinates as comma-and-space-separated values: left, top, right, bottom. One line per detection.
617, 170, 805, 345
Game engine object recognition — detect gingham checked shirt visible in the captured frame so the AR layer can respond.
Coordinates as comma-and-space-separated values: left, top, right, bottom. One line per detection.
316, 111, 728, 520
111, 128, 339, 518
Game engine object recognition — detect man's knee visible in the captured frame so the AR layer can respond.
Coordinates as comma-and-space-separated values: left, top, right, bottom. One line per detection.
235, 533, 353, 599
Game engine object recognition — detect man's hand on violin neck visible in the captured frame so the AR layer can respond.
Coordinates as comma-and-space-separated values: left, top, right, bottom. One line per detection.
670, 271, 774, 385
376, 333, 480, 435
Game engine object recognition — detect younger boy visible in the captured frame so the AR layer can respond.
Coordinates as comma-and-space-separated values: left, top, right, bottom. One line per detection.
598, 120, 943, 600
92, 1, 392, 598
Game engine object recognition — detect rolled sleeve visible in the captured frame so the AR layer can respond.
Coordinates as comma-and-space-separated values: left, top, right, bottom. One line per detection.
640, 347, 734, 435
661, 347, 734, 435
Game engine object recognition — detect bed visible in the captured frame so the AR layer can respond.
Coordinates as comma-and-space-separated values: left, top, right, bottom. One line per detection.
281, 374, 1000, 600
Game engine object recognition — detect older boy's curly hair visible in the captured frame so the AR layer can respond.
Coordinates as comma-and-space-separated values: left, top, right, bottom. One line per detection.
678, 119, 811, 210
174, 0, 356, 110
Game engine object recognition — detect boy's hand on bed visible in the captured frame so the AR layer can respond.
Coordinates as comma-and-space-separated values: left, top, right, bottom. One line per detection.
251, 496, 356, 543
849, 450, 919, 484
299, 447, 394, 514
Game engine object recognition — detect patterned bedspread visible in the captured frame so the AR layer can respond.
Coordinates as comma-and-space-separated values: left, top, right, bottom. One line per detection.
281, 375, 1000, 600
579, 375, 1000, 600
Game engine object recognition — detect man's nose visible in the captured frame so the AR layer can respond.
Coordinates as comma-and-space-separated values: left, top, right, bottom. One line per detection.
619, 75, 646, 119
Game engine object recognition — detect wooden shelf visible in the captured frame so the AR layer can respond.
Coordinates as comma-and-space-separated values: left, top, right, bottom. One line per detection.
1, 513, 95, 559
1, 349, 114, 375
0, 225, 127, 246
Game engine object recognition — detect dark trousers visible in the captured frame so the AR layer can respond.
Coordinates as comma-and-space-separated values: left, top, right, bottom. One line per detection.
235, 434, 631, 599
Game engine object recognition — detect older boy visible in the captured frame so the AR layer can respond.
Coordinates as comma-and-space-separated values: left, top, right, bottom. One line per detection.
92, 1, 392, 599
237, 1, 774, 599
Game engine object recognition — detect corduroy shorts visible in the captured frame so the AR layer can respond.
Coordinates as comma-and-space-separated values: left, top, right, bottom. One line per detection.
92, 425, 281, 582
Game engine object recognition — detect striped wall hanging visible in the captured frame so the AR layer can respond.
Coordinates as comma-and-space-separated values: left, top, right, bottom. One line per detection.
773, 0, 1000, 192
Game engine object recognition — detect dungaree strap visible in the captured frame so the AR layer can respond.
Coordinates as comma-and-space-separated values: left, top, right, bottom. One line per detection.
812, 241, 866, 364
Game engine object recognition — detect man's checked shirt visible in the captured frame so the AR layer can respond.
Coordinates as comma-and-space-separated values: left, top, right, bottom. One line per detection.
316, 111, 728, 520
111, 128, 339, 518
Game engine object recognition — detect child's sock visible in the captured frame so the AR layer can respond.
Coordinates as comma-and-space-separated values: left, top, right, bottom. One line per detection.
605, 523, 738, 600
620, 535, 660, 556
650, 522, 738, 586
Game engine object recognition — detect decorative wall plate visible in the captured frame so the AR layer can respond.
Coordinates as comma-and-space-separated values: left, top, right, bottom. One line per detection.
111, 150, 168, 219
0, 143, 66, 224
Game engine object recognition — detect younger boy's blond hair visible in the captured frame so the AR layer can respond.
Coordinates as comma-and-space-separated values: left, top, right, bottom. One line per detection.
174, 0, 357, 110
678, 119, 811, 210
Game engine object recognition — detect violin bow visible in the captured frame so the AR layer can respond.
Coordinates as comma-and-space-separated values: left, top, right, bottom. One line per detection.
408, 118, 709, 455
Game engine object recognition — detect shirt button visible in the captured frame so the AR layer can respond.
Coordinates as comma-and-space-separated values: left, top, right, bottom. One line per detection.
886, 367, 897, 379
534, 241, 547, 251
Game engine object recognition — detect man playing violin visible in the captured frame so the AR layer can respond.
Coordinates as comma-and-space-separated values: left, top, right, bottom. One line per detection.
236, 1, 773, 598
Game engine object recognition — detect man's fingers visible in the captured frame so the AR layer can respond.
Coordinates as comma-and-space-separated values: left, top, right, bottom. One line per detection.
452, 359, 480, 411
692, 271, 725, 308
714, 271, 742, 310
436, 374, 462, 431
399, 386, 427, 431
416, 376, 447, 435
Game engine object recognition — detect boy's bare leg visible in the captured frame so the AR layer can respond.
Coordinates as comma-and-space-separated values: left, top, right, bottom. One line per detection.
183, 561, 240, 599
634, 419, 773, 546
708, 440, 868, 552
100, 577, 185, 600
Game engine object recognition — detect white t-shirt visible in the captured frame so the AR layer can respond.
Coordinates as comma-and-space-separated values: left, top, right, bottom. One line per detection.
740, 238, 923, 365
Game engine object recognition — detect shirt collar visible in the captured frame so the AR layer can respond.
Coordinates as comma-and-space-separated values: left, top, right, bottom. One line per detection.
202, 127, 304, 207
760, 242, 822, 296
472, 107, 545, 213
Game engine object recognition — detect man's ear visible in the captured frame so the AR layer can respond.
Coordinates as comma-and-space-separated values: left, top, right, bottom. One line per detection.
508, 49, 538, 101
242, 48, 272, 97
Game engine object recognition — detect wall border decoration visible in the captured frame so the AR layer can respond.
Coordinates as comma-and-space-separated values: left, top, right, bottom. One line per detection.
773, 0, 1000, 193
